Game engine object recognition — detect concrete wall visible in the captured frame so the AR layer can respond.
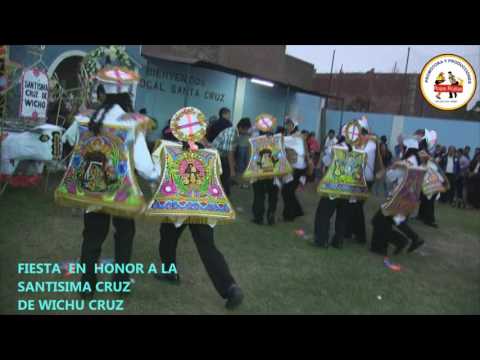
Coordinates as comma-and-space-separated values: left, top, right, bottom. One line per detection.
326, 109, 480, 150
9, 45, 144, 76
136, 57, 237, 140
7, 45, 326, 142
287, 92, 324, 134
7, 45, 144, 118
325, 110, 393, 141
315, 72, 477, 120
142, 45, 316, 91
241, 80, 288, 124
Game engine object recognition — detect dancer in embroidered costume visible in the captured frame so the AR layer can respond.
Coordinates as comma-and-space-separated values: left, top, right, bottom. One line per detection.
243, 113, 292, 225
370, 137, 427, 256
147, 107, 243, 309
55, 64, 158, 299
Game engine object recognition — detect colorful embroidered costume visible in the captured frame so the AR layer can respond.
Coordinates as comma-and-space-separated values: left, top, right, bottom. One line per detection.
381, 161, 426, 218
280, 118, 310, 222
145, 107, 235, 227
284, 133, 307, 171
55, 90, 157, 217
316, 145, 369, 200
416, 128, 444, 226
243, 113, 292, 181
370, 137, 427, 256
313, 139, 367, 249
422, 159, 449, 199
152, 107, 243, 309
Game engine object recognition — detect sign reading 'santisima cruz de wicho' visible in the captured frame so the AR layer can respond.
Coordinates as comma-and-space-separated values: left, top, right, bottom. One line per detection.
19, 68, 49, 120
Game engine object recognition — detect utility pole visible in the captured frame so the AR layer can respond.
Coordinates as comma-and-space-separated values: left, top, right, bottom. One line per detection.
399, 47, 410, 115
322, 49, 336, 143
327, 49, 336, 99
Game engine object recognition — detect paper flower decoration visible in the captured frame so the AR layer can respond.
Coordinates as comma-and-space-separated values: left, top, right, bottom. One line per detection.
161, 180, 177, 196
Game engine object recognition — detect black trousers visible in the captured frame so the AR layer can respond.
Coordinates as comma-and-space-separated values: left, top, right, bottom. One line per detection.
252, 178, 279, 222
220, 156, 231, 197
455, 176, 464, 199
281, 168, 307, 221
344, 181, 373, 243
370, 210, 420, 255
344, 201, 366, 243
418, 192, 436, 224
441, 173, 456, 203
80, 212, 135, 288
159, 223, 235, 298
314, 197, 347, 246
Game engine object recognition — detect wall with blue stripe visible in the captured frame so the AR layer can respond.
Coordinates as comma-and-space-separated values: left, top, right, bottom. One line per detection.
326, 109, 480, 150
287, 92, 324, 134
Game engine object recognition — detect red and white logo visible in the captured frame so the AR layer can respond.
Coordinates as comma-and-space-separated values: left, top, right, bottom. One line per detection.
420, 54, 477, 111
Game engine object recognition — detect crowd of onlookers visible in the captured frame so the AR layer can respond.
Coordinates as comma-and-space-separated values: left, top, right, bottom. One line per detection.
147, 105, 480, 211
233, 122, 480, 211
392, 136, 480, 210
283, 127, 480, 211
429, 143, 479, 209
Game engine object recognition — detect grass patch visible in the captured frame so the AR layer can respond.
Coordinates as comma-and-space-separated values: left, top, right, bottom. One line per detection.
1, 177, 479, 314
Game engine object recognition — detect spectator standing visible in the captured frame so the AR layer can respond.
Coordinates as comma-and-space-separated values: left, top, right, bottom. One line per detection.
235, 118, 252, 189
440, 146, 459, 204
207, 108, 232, 143
307, 132, 321, 182
466, 150, 480, 209
212, 117, 252, 196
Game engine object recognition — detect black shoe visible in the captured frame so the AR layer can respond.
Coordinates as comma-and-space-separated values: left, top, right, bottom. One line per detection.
267, 213, 275, 225
153, 272, 180, 284
225, 284, 244, 310
370, 247, 388, 256
251, 218, 263, 225
424, 222, 438, 228
393, 243, 407, 255
407, 239, 425, 253
312, 241, 328, 249
331, 240, 343, 249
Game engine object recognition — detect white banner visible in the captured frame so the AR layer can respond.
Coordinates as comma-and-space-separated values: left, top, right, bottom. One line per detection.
19, 67, 49, 120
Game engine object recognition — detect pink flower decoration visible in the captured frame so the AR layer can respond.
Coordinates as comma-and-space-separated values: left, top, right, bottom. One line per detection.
115, 190, 128, 202
66, 181, 76, 194
161, 181, 177, 195
179, 160, 189, 176
208, 185, 222, 197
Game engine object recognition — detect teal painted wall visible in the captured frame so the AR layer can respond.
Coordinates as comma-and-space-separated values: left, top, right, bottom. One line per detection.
403, 116, 480, 150
326, 110, 480, 150
287, 92, 324, 134
6, 45, 326, 144
326, 110, 393, 141
135, 58, 237, 141
242, 81, 288, 124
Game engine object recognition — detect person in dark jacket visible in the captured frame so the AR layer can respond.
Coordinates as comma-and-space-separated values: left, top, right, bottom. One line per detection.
439, 146, 459, 204
206, 108, 232, 143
